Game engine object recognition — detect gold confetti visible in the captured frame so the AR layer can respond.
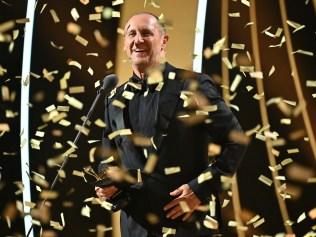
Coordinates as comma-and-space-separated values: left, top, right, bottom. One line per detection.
162, 227, 176, 236
94, 30, 109, 47
228, 12, 240, 17
40, 190, 58, 199
1, 85, 9, 101
70, 8, 80, 21
75, 35, 88, 46
258, 175, 273, 186
230, 74, 242, 92
222, 57, 233, 69
253, 92, 264, 100
81, 205, 91, 218
45, 104, 56, 112
108, 129, 132, 140
50, 220, 63, 230
292, 49, 314, 56
269, 164, 282, 172
0, 65, 7, 76
198, 171, 213, 184
67, 22, 81, 35
212, 37, 226, 56
69, 86, 85, 94
281, 158, 293, 166
106, 60, 113, 69
280, 118, 291, 125
95, 6, 104, 13
49, 9, 60, 23
143, 154, 158, 174
246, 85, 253, 91
283, 99, 296, 106
122, 91, 134, 100
231, 43, 245, 50
112, 99, 126, 109
307, 177, 316, 183
240, 66, 254, 72
86, 52, 99, 57
35, 131, 45, 137
244, 22, 254, 28
155, 82, 164, 91
0, 20, 15, 33
249, 71, 263, 79
50, 41, 64, 50
15, 18, 29, 24
40, 3, 47, 14
43, 68, 58, 82
57, 106, 69, 112
75, 125, 90, 136
297, 212, 306, 223
67, 60, 82, 69
241, 0, 250, 7
89, 13, 101, 21
112, 0, 124, 5
287, 20, 305, 33
24, 201, 36, 209
287, 148, 299, 154
64, 94, 83, 110
253, 218, 265, 228
112, 11, 120, 18
306, 80, 316, 87
58, 119, 71, 127
269, 36, 286, 48
94, 118, 106, 127
228, 221, 237, 227
222, 199, 230, 208
164, 166, 181, 175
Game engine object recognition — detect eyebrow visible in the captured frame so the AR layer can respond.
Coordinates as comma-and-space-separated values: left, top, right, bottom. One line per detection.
125, 24, 131, 34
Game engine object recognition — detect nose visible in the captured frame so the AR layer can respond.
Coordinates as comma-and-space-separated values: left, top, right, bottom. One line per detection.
134, 33, 144, 44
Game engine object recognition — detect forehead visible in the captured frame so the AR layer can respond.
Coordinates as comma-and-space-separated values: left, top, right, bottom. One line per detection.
125, 14, 159, 32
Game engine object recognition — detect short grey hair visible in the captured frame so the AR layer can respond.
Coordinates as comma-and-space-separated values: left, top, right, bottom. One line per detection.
124, 12, 166, 35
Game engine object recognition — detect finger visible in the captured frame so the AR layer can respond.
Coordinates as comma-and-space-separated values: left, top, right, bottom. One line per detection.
182, 212, 192, 221
166, 206, 182, 219
170, 187, 182, 196
163, 198, 181, 211
100, 189, 117, 197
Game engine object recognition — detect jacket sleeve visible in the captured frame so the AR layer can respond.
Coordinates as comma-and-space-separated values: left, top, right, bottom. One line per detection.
188, 74, 247, 202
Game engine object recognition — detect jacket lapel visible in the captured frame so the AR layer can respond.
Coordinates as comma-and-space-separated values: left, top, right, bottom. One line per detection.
154, 64, 184, 149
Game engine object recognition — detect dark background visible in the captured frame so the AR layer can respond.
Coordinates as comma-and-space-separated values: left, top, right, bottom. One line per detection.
0, 0, 315, 236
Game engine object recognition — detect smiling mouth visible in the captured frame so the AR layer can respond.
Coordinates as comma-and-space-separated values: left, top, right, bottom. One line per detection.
133, 49, 147, 53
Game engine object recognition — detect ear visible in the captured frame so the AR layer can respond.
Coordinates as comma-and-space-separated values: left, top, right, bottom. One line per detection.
161, 34, 169, 50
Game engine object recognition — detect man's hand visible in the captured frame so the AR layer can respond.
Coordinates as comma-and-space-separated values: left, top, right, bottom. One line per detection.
95, 185, 118, 200
163, 184, 201, 221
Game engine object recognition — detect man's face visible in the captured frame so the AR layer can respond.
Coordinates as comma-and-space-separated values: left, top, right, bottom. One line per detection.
124, 14, 168, 70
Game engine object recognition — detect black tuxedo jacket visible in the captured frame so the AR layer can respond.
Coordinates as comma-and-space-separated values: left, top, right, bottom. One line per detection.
100, 63, 247, 236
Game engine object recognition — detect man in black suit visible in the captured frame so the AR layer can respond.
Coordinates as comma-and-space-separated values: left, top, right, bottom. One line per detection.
95, 12, 247, 237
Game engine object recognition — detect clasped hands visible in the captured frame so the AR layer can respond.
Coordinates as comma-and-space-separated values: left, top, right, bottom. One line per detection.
95, 167, 201, 221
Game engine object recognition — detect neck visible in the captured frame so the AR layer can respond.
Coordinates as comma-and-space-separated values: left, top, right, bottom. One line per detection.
132, 56, 166, 79
132, 65, 146, 79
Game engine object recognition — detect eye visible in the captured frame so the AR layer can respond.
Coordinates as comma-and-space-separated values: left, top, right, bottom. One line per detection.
141, 30, 153, 37
127, 31, 136, 37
